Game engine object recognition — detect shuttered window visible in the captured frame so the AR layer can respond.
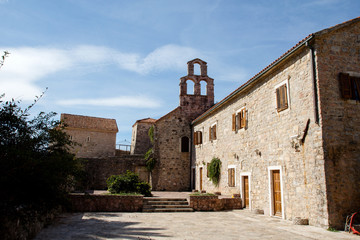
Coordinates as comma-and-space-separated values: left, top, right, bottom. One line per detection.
339, 72, 360, 101
193, 131, 203, 145
232, 108, 247, 131
276, 84, 288, 112
228, 168, 235, 187
209, 124, 217, 141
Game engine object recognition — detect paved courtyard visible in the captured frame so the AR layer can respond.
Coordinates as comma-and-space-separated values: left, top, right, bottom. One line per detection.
34, 210, 359, 240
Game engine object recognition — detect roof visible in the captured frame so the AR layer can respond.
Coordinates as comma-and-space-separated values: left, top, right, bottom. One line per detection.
61, 113, 118, 132
132, 117, 157, 127
155, 107, 181, 123
192, 16, 360, 125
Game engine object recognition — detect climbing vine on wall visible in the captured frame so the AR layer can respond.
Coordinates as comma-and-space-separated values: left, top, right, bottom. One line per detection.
145, 125, 156, 173
208, 157, 222, 186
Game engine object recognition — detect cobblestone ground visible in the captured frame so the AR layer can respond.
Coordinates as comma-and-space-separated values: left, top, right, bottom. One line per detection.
34, 210, 359, 240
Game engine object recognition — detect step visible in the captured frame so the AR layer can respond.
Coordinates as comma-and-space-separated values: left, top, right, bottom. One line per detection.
143, 208, 194, 212
144, 198, 188, 202
145, 201, 188, 205
143, 204, 191, 209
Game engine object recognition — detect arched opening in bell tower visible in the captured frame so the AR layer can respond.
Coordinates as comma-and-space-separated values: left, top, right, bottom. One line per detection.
186, 80, 195, 95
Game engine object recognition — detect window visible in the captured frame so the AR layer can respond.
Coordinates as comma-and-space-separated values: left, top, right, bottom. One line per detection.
232, 108, 246, 131
276, 84, 288, 112
339, 72, 360, 101
86, 136, 90, 142
181, 136, 189, 152
209, 124, 217, 141
193, 131, 203, 145
228, 168, 235, 187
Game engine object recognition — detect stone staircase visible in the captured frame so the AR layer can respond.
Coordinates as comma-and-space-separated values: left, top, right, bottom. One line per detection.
143, 198, 193, 212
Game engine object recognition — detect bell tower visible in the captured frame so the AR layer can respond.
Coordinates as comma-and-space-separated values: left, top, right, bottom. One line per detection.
179, 59, 214, 113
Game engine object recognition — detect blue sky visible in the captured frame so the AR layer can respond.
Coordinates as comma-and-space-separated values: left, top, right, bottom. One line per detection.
0, 0, 359, 144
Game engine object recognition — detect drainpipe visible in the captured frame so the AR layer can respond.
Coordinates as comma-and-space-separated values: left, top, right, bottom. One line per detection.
306, 42, 320, 125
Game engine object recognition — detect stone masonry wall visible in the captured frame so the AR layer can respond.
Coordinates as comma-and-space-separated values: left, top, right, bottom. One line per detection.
193, 48, 328, 227
130, 122, 153, 155
65, 128, 116, 158
189, 195, 242, 211
314, 21, 360, 228
69, 194, 143, 212
82, 155, 147, 189
152, 108, 192, 191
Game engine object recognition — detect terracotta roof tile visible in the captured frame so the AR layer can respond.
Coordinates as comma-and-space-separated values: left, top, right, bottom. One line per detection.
61, 113, 118, 132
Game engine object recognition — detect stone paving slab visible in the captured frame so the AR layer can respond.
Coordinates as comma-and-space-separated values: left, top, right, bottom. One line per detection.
34, 210, 359, 240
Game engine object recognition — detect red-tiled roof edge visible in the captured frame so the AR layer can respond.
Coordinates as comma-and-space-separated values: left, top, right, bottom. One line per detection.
61, 113, 118, 132
132, 117, 157, 127
192, 16, 360, 125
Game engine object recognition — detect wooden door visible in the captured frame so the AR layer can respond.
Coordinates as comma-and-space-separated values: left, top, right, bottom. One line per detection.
199, 167, 203, 191
272, 170, 282, 216
243, 176, 249, 208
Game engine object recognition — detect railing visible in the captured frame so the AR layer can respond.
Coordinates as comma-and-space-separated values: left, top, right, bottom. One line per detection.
116, 144, 131, 154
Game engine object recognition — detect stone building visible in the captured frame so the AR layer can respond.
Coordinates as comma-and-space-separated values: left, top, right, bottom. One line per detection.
61, 113, 118, 158
130, 118, 156, 154
191, 17, 360, 229
131, 59, 215, 191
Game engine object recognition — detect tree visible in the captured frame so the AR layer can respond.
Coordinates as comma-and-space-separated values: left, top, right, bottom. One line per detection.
0, 95, 83, 209
144, 125, 156, 186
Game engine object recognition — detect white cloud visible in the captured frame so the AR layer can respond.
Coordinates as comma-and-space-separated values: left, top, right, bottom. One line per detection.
57, 96, 162, 108
0, 44, 201, 101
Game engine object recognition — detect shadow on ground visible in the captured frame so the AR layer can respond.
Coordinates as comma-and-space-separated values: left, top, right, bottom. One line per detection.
35, 213, 171, 240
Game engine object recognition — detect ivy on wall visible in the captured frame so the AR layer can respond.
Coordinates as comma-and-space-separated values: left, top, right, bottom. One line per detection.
208, 157, 221, 186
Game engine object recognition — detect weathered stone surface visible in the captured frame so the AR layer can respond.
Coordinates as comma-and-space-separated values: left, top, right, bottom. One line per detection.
189, 195, 242, 211
61, 114, 118, 158
69, 194, 143, 212
130, 118, 156, 155
82, 155, 148, 189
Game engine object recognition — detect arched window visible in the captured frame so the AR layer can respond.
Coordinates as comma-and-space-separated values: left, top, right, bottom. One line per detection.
181, 136, 189, 152
187, 80, 194, 95
200, 80, 207, 95
194, 63, 201, 75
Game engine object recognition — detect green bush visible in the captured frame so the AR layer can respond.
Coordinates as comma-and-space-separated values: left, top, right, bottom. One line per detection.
107, 171, 152, 197
208, 157, 222, 186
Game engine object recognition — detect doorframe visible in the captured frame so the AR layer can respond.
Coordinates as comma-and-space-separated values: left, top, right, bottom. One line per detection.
268, 166, 285, 219
240, 172, 251, 209
199, 167, 203, 191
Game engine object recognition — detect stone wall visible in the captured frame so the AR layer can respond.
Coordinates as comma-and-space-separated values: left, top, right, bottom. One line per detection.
1, 206, 62, 240
189, 195, 242, 211
193, 47, 328, 227
69, 194, 143, 212
130, 122, 153, 155
65, 129, 116, 158
82, 155, 148, 189
314, 20, 360, 228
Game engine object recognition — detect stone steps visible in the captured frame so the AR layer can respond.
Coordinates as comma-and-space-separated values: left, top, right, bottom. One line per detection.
143, 198, 193, 212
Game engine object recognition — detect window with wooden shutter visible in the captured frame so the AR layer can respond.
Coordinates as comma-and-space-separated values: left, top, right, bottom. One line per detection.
198, 131, 202, 144
232, 113, 236, 131
194, 131, 203, 145
193, 132, 198, 145
339, 72, 360, 101
240, 109, 246, 129
233, 108, 247, 131
276, 84, 288, 112
209, 124, 217, 141
228, 168, 235, 187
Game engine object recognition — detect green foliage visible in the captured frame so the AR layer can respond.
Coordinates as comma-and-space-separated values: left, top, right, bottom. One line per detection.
208, 157, 222, 186
107, 171, 152, 197
148, 125, 154, 144
0, 96, 83, 210
144, 125, 156, 173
